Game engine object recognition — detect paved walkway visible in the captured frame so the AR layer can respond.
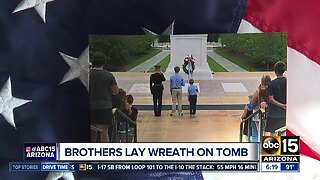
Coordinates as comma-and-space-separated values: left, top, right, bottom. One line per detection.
137, 110, 242, 142
207, 51, 247, 72
129, 50, 170, 72
129, 49, 245, 73
113, 72, 275, 106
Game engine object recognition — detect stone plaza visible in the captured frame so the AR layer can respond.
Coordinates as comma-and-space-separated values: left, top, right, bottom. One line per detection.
114, 71, 276, 142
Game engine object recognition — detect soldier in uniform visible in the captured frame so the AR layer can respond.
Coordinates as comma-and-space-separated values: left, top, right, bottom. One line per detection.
150, 65, 166, 116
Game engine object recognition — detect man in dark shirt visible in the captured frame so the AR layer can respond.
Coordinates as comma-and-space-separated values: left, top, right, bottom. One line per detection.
265, 61, 287, 135
150, 65, 166, 116
90, 52, 119, 142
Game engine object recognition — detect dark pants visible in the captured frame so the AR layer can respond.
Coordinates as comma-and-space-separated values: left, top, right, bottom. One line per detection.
265, 117, 286, 133
189, 95, 197, 115
153, 92, 163, 116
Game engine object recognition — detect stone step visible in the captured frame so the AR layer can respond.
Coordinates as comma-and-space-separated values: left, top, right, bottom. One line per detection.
164, 70, 214, 80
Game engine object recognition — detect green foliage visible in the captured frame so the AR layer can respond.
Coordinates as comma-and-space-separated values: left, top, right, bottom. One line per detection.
124, 48, 162, 71
89, 35, 157, 71
182, 62, 195, 75
207, 55, 227, 72
158, 35, 170, 43
147, 54, 170, 72
207, 34, 220, 42
219, 33, 287, 70
214, 49, 258, 71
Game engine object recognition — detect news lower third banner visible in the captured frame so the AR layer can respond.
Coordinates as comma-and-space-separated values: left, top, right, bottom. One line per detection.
57, 143, 258, 161
14, 143, 260, 172
9, 162, 259, 172
15, 138, 300, 172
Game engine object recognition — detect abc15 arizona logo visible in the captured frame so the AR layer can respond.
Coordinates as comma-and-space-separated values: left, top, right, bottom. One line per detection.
261, 136, 300, 155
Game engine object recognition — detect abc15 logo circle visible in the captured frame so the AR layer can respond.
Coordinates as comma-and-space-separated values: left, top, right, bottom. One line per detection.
261, 136, 300, 155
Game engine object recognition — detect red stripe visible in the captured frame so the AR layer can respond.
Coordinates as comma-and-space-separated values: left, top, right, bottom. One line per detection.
286, 129, 320, 161
243, 0, 320, 65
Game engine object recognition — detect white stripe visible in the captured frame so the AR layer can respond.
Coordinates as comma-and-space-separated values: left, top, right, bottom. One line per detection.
287, 47, 320, 154
202, 19, 320, 180
236, 19, 320, 155
237, 19, 262, 33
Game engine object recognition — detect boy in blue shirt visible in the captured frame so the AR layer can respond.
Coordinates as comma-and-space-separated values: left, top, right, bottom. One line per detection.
188, 79, 198, 116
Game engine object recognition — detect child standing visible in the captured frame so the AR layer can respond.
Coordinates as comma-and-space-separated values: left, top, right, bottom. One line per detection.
188, 79, 198, 116
126, 94, 138, 142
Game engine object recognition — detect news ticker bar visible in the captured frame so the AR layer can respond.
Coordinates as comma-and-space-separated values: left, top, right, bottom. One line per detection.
9, 162, 259, 172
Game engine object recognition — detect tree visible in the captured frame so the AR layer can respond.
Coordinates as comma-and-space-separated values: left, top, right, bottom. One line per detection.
219, 33, 287, 70
89, 35, 156, 71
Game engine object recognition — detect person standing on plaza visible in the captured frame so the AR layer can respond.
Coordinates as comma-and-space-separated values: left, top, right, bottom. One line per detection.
188, 79, 198, 116
90, 52, 119, 142
265, 61, 287, 136
150, 65, 166, 116
170, 66, 185, 116
126, 94, 138, 142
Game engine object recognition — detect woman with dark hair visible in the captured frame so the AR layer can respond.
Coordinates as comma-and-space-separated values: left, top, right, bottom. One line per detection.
111, 89, 132, 142
241, 74, 271, 142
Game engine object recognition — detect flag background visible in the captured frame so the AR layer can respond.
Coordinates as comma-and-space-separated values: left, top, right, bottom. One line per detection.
1, 0, 320, 179
241, 0, 320, 161
0, 0, 247, 179
203, 0, 320, 179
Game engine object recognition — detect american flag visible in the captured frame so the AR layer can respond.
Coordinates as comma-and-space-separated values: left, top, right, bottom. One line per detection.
0, 0, 246, 179
1, 0, 320, 179
207, 0, 320, 179
239, 0, 320, 161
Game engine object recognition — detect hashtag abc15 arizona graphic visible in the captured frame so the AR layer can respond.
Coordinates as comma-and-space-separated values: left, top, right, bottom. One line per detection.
261, 136, 300, 155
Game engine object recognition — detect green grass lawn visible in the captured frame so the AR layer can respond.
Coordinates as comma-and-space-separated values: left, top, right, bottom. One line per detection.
147, 54, 170, 72
207, 55, 228, 72
122, 48, 162, 71
214, 48, 259, 71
